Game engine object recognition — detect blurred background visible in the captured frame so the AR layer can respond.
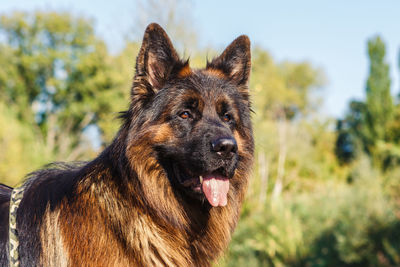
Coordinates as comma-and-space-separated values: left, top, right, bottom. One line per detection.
1, 0, 400, 266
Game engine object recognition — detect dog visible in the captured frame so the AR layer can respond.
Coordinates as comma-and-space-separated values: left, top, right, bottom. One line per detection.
0, 23, 253, 266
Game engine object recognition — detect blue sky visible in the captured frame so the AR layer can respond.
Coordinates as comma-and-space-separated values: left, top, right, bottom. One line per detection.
1, 0, 399, 117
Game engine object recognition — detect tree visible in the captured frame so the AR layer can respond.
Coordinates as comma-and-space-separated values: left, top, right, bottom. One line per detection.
251, 48, 324, 122
0, 102, 50, 185
335, 36, 394, 165
250, 48, 325, 199
0, 11, 123, 158
132, 0, 197, 53
335, 100, 370, 164
365, 36, 393, 144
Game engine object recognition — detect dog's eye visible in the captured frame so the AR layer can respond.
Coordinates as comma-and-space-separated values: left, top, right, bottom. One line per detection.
223, 113, 232, 122
179, 111, 191, 120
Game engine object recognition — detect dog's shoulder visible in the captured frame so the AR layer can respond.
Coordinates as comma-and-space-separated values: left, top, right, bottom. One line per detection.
0, 183, 12, 264
0, 183, 12, 235
13, 162, 87, 266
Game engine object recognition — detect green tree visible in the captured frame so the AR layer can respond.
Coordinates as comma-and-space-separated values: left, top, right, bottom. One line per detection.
335, 101, 368, 164
250, 48, 325, 198
335, 36, 395, 166
133, 0, 197, 53
0, 11, 123, 158
251, 48, 324, 122
365, 36, 393, 144
0, 103, 50, 185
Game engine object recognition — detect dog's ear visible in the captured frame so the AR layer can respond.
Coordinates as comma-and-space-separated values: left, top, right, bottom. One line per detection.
134, 23, 186, 93
207, 35, 251, 86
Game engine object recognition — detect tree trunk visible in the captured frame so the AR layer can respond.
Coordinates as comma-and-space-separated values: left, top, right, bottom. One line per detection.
272, 111, 288, 200
258, 151, 269, 204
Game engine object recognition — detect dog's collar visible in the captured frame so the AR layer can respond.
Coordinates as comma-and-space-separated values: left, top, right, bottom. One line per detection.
9, 185, 26, 267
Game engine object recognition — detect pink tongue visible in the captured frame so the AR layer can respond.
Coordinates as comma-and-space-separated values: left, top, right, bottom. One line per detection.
201, 176, 230, 207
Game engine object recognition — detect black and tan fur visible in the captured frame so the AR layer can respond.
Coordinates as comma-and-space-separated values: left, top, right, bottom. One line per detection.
0, 23, 253, 266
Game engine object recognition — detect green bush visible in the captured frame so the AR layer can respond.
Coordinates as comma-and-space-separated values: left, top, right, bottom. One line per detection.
0, 103, 50, 185
221, 158, 399, 267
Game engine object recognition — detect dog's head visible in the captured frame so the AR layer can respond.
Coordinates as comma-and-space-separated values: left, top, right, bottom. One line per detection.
124, 23, 253, 211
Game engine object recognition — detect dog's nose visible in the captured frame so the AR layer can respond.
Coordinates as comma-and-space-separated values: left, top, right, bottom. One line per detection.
211, 137, 237, 158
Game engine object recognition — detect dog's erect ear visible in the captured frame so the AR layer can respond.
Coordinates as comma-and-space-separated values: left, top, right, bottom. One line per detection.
207, 35, 251, 86
135, 23, 186, 92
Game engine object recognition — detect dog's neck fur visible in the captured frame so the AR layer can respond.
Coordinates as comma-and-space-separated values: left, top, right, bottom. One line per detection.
45, 128, 242, 267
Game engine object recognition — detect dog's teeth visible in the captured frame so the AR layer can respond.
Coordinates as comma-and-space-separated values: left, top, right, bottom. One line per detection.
199, 175, 203, 184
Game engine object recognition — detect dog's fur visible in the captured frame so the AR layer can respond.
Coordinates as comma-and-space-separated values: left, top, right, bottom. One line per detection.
0, 23, 253, 266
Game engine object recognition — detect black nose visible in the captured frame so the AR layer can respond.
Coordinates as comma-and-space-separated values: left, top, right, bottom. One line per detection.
211, 137, 237, 158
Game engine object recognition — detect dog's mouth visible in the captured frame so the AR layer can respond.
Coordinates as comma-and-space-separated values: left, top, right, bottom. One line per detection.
182, 173, 230, 207
173, 166, 231, 207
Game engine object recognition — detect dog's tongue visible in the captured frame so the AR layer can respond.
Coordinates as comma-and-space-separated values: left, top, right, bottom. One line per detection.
201, 175, 230, 207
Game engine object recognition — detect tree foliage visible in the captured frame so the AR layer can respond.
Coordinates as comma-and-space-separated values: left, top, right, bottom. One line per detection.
335, 36, 399, 168
0, 11, 128, 158
251, 48, 324, 122
365, 36, 393, 143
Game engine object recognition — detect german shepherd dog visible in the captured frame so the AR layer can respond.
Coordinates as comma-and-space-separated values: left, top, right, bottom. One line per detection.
0, 23, 253, 266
